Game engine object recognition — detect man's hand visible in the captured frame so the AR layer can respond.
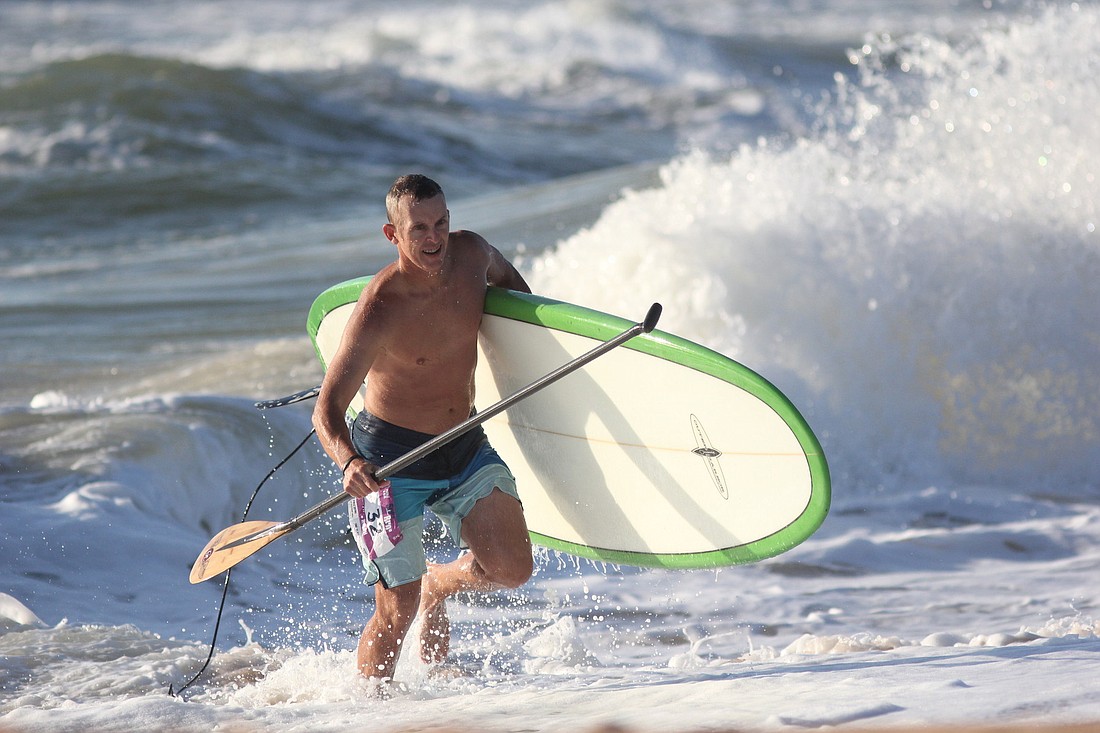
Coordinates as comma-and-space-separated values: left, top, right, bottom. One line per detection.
343, 457, 391, 499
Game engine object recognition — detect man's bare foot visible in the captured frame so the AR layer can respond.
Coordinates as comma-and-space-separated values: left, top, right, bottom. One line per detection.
427, 662, 469, 680
359, 675, 406, 700
418, 563, 451, 665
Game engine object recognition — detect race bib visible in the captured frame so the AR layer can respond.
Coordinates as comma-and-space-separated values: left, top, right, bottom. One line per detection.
349, 484, 403, 560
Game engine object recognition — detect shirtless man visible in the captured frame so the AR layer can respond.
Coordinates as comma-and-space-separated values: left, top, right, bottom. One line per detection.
312, 174, 533, 681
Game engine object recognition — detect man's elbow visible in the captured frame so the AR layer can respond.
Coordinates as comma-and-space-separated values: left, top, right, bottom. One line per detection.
311, 398, 336, 436
505, 267, 532, 294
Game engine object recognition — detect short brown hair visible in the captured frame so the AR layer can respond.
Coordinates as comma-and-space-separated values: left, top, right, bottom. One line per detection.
385, 174, 444, 223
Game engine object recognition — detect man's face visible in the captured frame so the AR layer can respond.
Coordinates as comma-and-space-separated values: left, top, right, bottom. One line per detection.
386, 193, 450, 276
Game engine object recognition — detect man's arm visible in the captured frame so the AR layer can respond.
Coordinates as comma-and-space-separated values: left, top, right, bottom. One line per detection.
486, 243, 531, 294
312, 287, 388, 498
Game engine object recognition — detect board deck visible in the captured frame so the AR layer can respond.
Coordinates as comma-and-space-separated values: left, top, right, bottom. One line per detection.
308, 278, 830, 569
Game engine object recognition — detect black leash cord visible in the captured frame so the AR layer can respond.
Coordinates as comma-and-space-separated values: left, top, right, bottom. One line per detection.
169, 427, 317, 698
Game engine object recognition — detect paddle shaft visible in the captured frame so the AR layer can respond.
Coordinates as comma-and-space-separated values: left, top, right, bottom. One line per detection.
221, 302, 663, 549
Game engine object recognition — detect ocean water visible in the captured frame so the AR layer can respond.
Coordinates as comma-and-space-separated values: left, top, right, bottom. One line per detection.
2, 1, 1099, 731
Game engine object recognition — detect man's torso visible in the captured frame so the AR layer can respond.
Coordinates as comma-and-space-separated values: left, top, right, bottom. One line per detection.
361, 233, 489, 434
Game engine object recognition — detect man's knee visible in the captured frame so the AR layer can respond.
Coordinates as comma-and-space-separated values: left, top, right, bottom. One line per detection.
506, 553, 534, 588
461, 485, 532, 588
484, 548, 533, 589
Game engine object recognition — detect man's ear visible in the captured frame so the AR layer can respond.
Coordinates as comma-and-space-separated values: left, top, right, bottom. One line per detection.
382, 222, 396, 243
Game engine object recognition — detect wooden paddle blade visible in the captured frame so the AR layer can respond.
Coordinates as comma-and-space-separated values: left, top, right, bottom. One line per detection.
189, 520, 287, 584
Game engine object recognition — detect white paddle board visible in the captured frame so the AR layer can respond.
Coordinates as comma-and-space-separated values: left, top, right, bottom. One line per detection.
308, 278, 830, 569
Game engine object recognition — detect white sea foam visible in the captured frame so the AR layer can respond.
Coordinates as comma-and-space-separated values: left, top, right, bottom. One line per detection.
528, 4, 1100, 491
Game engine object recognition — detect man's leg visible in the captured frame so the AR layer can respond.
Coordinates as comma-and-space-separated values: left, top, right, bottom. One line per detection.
358, 579, 421, 680
418, 487, 532, 664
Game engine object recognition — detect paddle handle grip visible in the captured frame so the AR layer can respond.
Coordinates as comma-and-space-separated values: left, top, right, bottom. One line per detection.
254, 385, 321, 410
643, 303, 662, 333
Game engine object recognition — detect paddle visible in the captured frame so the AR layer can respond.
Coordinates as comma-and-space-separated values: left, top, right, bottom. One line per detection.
189, 302, 663, 584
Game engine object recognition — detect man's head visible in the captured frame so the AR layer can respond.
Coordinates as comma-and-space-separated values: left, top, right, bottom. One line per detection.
385, 174, 444, 225
383, 174, 450, 276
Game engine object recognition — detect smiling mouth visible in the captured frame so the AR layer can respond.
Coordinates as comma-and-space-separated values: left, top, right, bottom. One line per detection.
423, 245, 442, 256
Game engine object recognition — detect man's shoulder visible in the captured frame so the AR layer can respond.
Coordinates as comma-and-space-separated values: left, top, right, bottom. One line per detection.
352, 266, 406, 322
449, 229, 492, 252
360, 263, 399, 298
449, 230, 497, 276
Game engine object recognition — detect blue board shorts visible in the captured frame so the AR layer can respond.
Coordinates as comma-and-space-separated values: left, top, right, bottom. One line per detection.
348, 409, 519, 588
